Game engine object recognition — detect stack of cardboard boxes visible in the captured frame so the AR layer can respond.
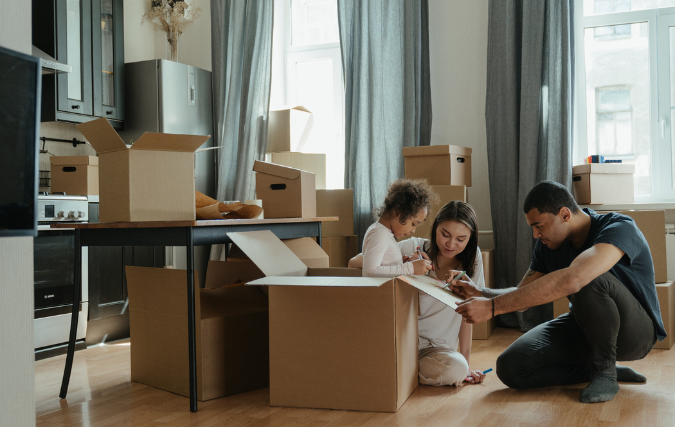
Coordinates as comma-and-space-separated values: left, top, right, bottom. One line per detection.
266, 106, 326, 190
316, 189, 358, 267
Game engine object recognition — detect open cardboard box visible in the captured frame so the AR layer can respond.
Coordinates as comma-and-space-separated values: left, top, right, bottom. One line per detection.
77, 118, 210, 222
125, 266, 269, 401
229, 230, 464, 412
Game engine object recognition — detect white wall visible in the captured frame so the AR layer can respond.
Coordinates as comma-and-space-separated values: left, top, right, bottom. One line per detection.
123, 0, 212, 71
0, 0, 37, 425
428, 0, 492, 248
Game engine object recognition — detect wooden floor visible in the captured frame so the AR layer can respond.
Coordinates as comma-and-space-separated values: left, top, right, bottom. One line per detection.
36, 328, 675, 427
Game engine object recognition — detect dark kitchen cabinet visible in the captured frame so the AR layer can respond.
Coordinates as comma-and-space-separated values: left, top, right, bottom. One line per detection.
86, 245, 164, 345
32, 0, 124, 128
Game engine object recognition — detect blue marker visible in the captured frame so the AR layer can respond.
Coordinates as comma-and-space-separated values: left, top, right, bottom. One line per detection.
483, 368, 493, 374
465, 368, 492, 382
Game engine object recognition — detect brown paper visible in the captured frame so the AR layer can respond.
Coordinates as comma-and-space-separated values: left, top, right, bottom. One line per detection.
196, 204, 225, 220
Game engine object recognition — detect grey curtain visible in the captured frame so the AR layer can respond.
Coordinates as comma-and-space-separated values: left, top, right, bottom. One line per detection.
485, 0, 574, 330
338, 0, 431, 249
210, 0, 274, 259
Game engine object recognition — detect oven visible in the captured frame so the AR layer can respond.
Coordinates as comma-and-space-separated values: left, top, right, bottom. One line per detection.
34, 195, 89, 359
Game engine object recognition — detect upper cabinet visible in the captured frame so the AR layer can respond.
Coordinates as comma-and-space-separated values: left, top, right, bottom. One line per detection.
33, 0, 124, 128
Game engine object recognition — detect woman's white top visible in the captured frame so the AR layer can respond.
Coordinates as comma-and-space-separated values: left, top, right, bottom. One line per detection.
361, 222, 415, 277
398, 237, 484, 352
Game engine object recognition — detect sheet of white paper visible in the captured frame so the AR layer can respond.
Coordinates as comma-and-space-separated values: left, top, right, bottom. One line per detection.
398, 274, 465, 310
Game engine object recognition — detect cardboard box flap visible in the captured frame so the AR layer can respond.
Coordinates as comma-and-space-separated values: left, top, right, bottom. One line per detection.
227, 230, 308, 277
131, 132, 210, 153
253, 160, 303, 180
572, 164, 635, 174
248, 275, 390, 287
271, 105, 311, 113
402, 145, 472, 157
50, 156, 99, 166
283, 237, 329, 267
399, 275, 464, 310
77, 118, 127, 154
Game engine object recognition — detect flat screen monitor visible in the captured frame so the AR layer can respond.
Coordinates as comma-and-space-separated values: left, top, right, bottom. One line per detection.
0, 45, 41, 237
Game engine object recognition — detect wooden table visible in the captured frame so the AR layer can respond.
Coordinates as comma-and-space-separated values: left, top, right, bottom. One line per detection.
53, 217, 338, 412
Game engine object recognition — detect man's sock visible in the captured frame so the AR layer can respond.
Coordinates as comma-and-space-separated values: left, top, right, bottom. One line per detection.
616, 366, 647, 383
579, 374, 620, 404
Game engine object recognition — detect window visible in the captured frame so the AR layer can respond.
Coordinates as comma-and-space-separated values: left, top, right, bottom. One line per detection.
270, 0, 345, 189
595, 87, 633, 155
574, 0, 675, 200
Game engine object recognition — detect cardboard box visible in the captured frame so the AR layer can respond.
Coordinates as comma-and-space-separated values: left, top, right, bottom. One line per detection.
402, 145, 472, 187
268, 152, 326, 190
126, 266, 269, 401
282, 237, 329, 268
321, 235, 359, 268
316, 189, 354, 237
572, 164, 635, 205
50, 156, 99, 196
473, 249, 496, 340
236, 230, 464, 412
598, 210, 667, 284
254, 160, 316, 219
412, 185, 467, 239
654, 280, 675, 350
267, 106, 313, 153
667, 231, 675, 280
553, 297, 571, 318
77, 118, 209, 222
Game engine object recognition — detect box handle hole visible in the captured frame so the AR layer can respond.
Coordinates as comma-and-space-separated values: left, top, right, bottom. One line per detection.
270, 184, 287, 190
456, 157, 465, 163
573, 176, 581, 182
62, 167, 77, 172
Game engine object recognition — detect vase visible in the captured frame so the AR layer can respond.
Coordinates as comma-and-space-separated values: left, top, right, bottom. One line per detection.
167, 35, 179, 62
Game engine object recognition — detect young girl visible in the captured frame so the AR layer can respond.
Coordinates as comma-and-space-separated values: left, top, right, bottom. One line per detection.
361, 179, 435, 277
352, 200, 486, 386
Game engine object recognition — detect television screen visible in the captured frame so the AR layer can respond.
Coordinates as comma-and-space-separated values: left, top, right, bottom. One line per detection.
0, 45, 41, 236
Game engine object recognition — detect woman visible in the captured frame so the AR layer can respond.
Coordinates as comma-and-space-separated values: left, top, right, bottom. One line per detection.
349, 200, 487, 386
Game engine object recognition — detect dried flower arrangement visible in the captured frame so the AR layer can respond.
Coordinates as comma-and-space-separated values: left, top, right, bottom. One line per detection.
142, 0, 201, 62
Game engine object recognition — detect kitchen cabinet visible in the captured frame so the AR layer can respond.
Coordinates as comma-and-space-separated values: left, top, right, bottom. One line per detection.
86, 246, 164, 345
85, 203, 164, 345
32, 0, 124, 128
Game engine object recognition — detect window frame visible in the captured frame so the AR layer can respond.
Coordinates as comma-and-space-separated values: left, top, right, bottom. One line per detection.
573, 3, 675, 201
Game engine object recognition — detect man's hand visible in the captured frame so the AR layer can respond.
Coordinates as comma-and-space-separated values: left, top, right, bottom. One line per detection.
448, 275, 482, 298
456, 297, 493, 324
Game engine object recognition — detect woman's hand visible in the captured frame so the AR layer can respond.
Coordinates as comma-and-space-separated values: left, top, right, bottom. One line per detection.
412, 259, 433, 275
463, 370, 486, 384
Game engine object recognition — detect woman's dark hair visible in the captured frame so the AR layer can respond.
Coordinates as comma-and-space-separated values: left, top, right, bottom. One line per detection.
426, 200, 478, 279
374, 179, 437, 224
523, 180, 580, 215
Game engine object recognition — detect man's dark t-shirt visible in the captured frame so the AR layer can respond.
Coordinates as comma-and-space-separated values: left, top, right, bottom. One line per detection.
530, 208, 666, 341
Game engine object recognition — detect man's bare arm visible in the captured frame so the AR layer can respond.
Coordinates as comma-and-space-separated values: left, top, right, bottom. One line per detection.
493, 243, 624, 315
480, 268, 545, 298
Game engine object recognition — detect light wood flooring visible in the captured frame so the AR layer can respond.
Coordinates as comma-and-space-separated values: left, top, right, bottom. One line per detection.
36, 328, 675, 427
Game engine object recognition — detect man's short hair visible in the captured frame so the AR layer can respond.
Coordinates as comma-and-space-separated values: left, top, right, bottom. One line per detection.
523, 180, 580, 215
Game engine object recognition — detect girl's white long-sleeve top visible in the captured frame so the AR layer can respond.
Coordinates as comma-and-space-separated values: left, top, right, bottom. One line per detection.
361, 222, 415, 277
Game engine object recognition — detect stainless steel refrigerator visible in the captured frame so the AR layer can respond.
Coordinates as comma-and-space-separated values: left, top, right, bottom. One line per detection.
120, 59, 215, 285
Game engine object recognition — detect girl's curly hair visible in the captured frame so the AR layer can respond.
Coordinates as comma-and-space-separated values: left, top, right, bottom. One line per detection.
374, 179, 437, 224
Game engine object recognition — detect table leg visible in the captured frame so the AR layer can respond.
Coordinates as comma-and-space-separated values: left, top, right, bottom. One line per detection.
317, 222, 322, 247
186, 227, 198, 412
59, 229, 82, 399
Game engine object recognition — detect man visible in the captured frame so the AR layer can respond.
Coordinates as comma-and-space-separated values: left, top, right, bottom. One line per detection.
452, 180, 665, 403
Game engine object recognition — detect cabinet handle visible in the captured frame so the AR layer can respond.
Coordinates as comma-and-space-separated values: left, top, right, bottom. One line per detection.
106, 111, 113, 115
71, 105, 80, 110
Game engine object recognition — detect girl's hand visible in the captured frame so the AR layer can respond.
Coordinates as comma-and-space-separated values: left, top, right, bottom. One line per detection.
412, 259, 432, 275
464, 370, 486, 384
402, 255, 412, 263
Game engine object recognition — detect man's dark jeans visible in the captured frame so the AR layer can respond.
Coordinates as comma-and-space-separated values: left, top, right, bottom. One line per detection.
497, 272, 656, 389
